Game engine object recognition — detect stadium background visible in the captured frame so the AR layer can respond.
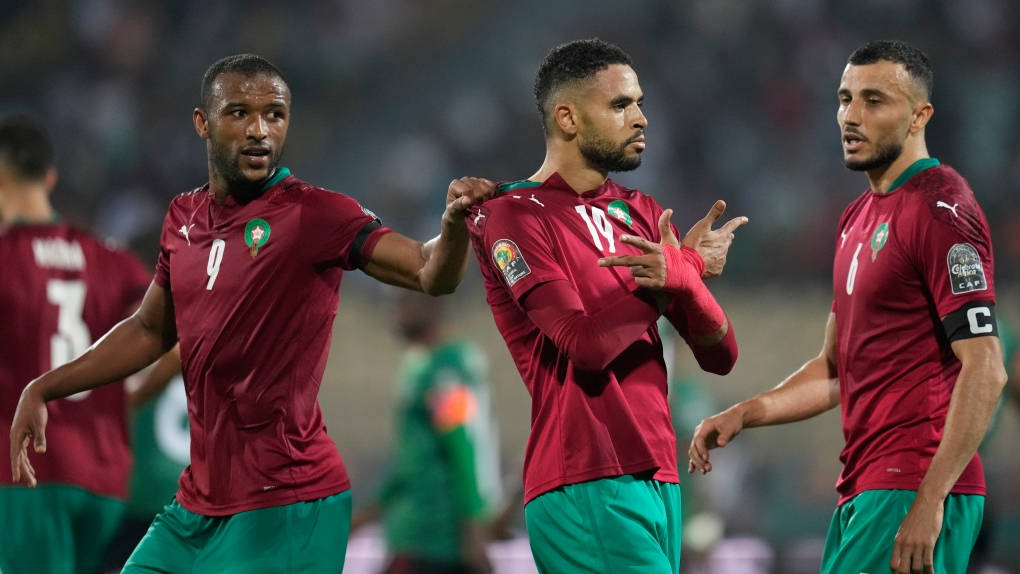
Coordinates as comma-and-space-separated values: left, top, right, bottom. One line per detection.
3, 1, 1017, 571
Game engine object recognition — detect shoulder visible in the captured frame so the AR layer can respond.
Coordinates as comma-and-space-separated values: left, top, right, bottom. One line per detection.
283, 178, 377, 218
905, 165, 986, 231
837, 190, 871, 230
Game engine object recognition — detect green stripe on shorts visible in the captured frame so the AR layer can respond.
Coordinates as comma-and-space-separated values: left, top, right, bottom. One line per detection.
123, 490, 352, 574
524, 474, 682, 573
821, 489, 983, 574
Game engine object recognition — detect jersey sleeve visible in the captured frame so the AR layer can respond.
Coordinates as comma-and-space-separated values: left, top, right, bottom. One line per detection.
909, 190, 995, 317
300, 188, 393, 270
115, 248, 154, 312
475, 200, 567, 301
154, 207, 174, 289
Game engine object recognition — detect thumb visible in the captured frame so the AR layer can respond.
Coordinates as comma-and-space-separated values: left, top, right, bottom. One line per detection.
32, 429, 46, 454
703, 200, 727, 225
658, 209, 679, 246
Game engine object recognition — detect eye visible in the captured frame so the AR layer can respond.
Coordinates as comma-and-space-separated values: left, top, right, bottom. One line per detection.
230, 109, 246, 118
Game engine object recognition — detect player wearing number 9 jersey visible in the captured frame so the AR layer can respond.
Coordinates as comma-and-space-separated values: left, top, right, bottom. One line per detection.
467, 39, 746, 574
688, 41, 1006, 574
0, 116, 152, 574
8, 55, 495, 574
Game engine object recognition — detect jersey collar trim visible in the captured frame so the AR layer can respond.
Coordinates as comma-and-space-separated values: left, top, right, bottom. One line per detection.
886, 158, 940, 194
498, 179, 542, 193
260, 166, 291, 192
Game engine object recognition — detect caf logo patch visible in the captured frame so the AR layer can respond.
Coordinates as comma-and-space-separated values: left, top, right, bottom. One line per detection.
947, 243, 987, 294
492, 239, 531, 287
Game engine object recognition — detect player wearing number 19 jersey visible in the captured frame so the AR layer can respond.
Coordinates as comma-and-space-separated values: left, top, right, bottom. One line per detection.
0, 116, 151, 574
468, 40, 743, 574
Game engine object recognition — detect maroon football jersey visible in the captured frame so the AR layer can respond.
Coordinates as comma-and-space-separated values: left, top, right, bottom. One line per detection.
831, 159, 993, 503
1, 222, 150, 499
155, 168, 391, 515
468, 174, 679, 503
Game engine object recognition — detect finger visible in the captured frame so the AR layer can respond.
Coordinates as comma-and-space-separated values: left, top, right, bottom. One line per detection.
701, 200, 727, 226
33, 428, 46, 454
10, 434, 26, 482
598, 255, 645, 268
658, 209, 679, 245
619, 234, 660, 254
923, 543, 934, 574
720, 215, 750, 234
687, 459, 695, 474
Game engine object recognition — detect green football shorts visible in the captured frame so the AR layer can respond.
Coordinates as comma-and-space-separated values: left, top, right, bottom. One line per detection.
122, 489, 352, 573
821, 489, 983, 574
524, 473, 682, 573
0, 484, 125, 574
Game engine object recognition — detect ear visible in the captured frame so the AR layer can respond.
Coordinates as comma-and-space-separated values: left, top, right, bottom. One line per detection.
44, 167, 58, 193
193, 107, 210, 139
553, 102, 579, 137
909, 101, 933, 134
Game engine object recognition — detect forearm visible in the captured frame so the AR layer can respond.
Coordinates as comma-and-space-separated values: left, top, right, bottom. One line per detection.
738, 355, 840, 428
664, 300, 737, 375
917, 359, 1006, 501
31, 314, 171, 402
418, 218, 471, 296
524, 280, 661, 372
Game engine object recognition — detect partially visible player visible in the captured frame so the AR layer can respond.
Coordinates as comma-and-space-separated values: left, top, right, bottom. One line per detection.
467, 39, 746, 573
0, 115, 152, 574
352, 291, 501, 574
689, 41, 1006, 574
9, 54, 494, 573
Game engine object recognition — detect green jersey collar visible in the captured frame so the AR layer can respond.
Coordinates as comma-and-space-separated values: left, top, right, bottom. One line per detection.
498, 179, 541, 193
260, 166, 291, 192
887, 158, 939, 193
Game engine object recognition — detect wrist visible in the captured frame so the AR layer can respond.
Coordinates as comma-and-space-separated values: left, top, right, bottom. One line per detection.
24, 378, 51, 403
663, 245, 705, 294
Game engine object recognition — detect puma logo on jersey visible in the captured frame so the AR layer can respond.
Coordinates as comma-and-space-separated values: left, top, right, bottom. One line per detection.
528, 194, 545, 207
179, 224, 196, 245
473, 212, 486, 225
840, 226, 854, 248
936, 201, 959, 217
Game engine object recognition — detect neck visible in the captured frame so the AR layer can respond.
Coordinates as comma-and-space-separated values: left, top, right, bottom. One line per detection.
530, 139, 609, 194
1, 185, 55, 226
867, 136, 930, 194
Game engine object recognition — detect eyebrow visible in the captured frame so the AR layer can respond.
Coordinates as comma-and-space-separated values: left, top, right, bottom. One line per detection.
609, 94, 642, 107
838, 87, 889, 99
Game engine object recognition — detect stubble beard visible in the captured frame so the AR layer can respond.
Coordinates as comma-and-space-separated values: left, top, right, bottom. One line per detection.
209, 135, 282, 193
844, 138, 903, 172
579, 131, 642, 173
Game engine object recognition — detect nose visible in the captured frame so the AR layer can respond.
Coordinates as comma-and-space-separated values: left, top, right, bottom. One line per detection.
247, 114, 269, 140
842, 98, 862, 127
632, 105, 648, 130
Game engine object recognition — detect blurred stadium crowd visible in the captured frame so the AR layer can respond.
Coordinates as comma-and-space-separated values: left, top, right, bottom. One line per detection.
3, 1, 1018, 572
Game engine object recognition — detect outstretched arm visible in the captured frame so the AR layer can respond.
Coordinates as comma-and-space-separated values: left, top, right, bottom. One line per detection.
10, 280, 176, 486
688, 312, 840, 474
361, 177, 495, 295
890, 335, 1006, 574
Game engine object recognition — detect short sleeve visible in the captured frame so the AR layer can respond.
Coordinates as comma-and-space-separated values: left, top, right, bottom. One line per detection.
476, 200, 567, 302
154, 209, 173, 289
116, 248, 154, 310
911, 191, 995, 318
300, 188, 392, 270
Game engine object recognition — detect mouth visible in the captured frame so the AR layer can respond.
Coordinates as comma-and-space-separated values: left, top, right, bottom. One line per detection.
627, 135, 646, 151
240, 147, 272, 169
842, 132, 866, 152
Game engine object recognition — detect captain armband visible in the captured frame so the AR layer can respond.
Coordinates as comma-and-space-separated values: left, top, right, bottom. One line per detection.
942, 301, 998, 342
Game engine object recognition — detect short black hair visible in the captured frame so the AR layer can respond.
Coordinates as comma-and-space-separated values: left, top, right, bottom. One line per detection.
0, 115, 54, 181
201, 54, 287, 111
848, 40, 933, 100
533, 38, 633, 133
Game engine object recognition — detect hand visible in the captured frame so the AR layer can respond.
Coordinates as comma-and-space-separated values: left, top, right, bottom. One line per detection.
597, 209, 679, 290
681, 200, 748, 279
463, 521, 493, 574
688, 406, 745, 475
9, 382, 49, 488
890, 494, 943, 574
444, 177, 497, 226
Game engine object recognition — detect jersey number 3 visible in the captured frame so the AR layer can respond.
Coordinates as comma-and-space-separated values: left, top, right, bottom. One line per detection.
46, 279, 92, 401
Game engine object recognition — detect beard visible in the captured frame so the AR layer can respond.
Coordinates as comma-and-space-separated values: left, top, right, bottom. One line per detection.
579, 130, 643, 173
844, 137, 902, 172
209, 136, 283, 193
